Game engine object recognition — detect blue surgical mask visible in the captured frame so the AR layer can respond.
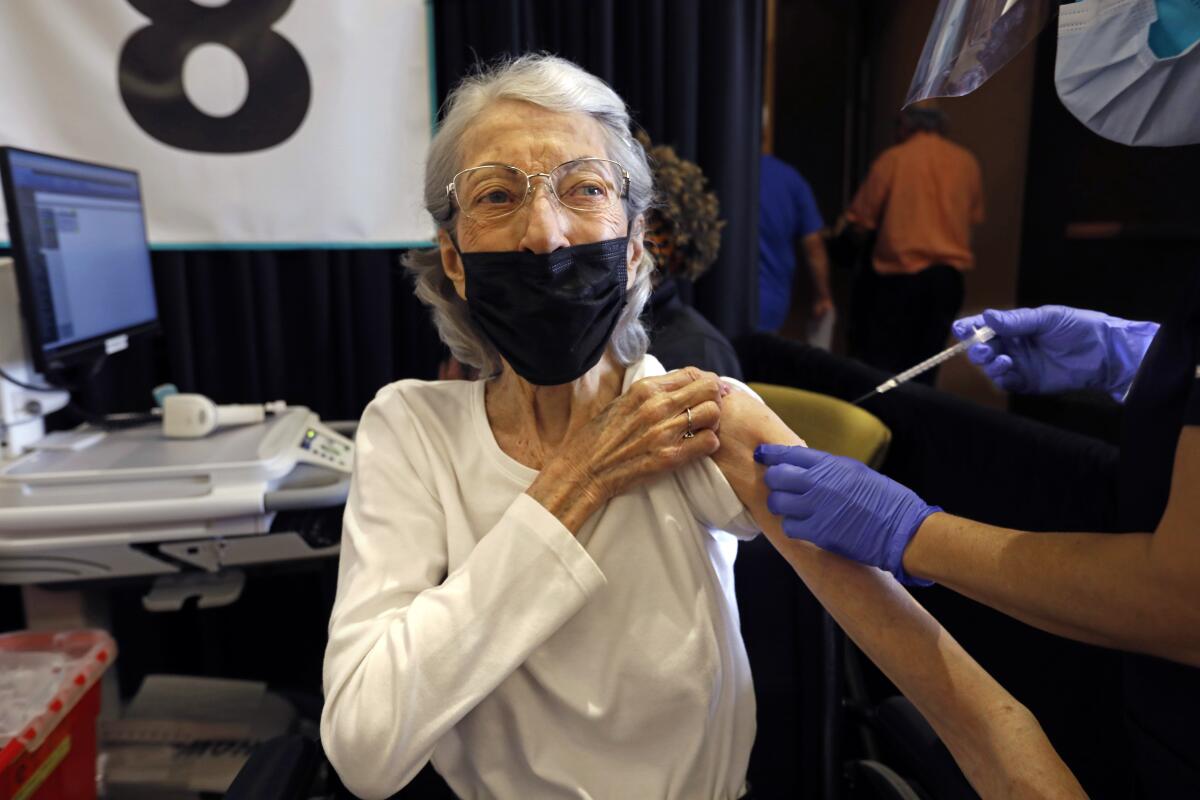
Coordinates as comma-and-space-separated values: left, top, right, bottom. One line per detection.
1055, 0, 1200, 147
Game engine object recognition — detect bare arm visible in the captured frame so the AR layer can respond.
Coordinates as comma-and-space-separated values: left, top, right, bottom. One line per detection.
801, 231, 833, 318
904, 426, 1200, 668
712, 390, 1083, 798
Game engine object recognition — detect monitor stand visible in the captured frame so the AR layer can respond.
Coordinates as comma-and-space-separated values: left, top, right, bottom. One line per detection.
0, 258, 69, 460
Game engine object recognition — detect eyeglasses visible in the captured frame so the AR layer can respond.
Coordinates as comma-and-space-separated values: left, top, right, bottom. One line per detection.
447, 158, 631, 222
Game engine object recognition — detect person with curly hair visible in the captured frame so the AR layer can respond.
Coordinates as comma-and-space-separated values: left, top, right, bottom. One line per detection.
640, 135, 743, 379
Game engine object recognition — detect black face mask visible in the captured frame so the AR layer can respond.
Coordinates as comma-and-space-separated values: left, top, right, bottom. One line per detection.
458, 236, 629, 386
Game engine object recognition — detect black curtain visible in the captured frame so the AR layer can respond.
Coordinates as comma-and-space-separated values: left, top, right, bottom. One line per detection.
435, 0, 763, 337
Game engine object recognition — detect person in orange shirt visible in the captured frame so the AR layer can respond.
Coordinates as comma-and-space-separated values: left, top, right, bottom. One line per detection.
840, 106, 984, 384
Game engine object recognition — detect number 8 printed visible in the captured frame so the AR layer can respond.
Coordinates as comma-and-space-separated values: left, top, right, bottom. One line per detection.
118, 0, 312, 153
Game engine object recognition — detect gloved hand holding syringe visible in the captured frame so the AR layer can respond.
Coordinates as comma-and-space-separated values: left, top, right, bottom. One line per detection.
853, 326, 996, 405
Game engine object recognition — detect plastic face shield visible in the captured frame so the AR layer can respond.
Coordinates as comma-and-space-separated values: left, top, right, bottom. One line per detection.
906, 0, 1057, 106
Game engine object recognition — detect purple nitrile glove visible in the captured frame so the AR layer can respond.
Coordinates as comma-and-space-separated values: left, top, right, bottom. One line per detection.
754, 444, 939, 587
951, 306, 1160, 402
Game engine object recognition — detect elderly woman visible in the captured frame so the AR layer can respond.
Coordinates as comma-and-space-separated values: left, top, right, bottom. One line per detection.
321, 55, 1082, 799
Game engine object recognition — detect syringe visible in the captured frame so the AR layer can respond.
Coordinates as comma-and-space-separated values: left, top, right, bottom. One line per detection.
852, 326, 995, 405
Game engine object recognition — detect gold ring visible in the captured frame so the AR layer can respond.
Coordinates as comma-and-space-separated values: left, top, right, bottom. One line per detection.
683, 406, 695, 439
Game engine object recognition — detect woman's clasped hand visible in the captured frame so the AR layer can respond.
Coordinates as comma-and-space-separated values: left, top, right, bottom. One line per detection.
549, 368, 728, 503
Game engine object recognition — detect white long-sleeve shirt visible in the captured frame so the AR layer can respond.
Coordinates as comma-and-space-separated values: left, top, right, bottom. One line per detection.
321, 355, 759, 800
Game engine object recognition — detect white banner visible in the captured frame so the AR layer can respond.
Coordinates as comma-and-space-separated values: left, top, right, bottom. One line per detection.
0, 0, 434, 247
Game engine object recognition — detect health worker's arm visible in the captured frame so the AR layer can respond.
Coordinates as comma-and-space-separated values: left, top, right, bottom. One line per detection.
711, 389, 1084, 799
904, 425, 1200, 668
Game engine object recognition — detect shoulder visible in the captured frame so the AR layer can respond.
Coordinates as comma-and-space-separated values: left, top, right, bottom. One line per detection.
720, 381, 771, 432
869, 146, 901, 176
357, 378, 479, 455
876, 143, 903, 163
968, 149, 983, 177
369, 378, 477, 419
791, 170, 817, 201
713, 381, 776, 465
763, 154, 805, 184
707, 382, 802, 523
943, 138, 982, 170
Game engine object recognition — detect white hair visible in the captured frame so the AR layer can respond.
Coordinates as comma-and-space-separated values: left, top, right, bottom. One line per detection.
403, 54, 655, 378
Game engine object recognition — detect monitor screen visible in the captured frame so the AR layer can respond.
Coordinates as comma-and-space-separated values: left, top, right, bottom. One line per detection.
0, 147, 158, 372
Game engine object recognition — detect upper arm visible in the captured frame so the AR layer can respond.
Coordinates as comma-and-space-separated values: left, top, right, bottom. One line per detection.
327, 394, 448, 662
794, 177, 824, 238
1153, 339, 1200, 598
710, 387, 805, 535
669, 380, 775, 538
802, 231, 828, 264
1152, 425, 1200, 605
338, 395, 446, 593
845, 154, 891, 230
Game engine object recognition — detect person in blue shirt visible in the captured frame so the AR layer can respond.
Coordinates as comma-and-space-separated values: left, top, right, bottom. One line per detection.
757, 153, 832, 334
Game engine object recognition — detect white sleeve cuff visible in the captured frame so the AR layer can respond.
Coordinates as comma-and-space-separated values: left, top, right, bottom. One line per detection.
510, 493, 607, 598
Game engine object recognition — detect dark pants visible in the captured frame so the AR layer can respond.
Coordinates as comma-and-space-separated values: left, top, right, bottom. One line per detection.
849, 263, 965, 385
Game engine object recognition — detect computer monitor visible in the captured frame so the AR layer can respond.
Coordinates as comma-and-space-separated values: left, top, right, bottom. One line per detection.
0, 146, 158, 375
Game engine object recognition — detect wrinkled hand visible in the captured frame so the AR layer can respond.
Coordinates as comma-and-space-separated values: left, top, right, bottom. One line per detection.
579, 367, 728, 499
755, 444, 939, 586
532, 368, 727, 531
952, 306, 1159, 401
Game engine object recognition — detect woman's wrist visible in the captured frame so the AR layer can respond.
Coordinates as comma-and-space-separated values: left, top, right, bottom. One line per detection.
974, 701, 1084, 798
930, 669, 1082, 798
526, 460, 607, 535
901, 511, 948, 584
